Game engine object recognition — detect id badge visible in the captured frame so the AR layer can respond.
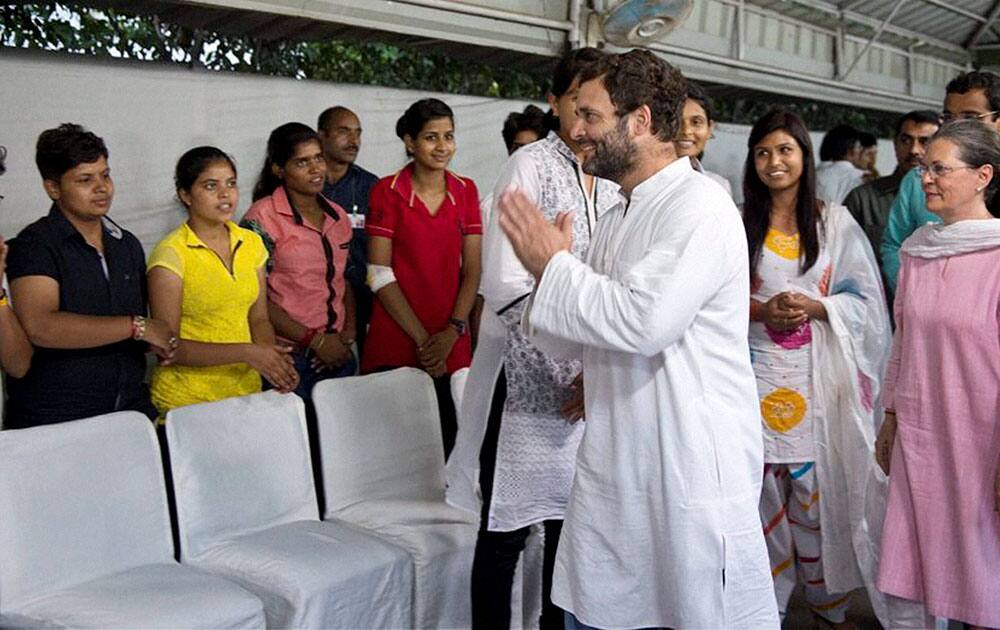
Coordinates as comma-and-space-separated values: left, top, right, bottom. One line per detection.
349, 205, 365, 230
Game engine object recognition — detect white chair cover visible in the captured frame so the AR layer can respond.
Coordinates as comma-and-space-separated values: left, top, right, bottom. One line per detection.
165, 391, 413, 629
314, 368, 479, 629
0, 412, 265, 628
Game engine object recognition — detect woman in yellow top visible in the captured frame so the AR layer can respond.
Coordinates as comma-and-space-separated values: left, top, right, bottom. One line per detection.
147, 146, 299, 416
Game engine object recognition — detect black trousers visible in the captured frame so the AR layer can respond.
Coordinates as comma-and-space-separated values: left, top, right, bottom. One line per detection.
470, 369, 564, 630
433, 373, 458, 459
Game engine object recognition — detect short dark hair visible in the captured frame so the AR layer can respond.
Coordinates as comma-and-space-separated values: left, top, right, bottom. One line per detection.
317, 106, 353, 132
895, 110, 940, 137
501, 105, 548, 152
580, 49, 688, 142
35, 123, 108, 181
175, 146, 237, 195
550, 47, 606, 98
858, 132, 877, 149
818, 124, 860, 161
946, 70, 1000, 112
685, 80, 715, 122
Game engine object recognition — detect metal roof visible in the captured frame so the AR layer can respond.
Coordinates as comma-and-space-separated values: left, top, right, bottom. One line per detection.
748, 0, 1000, 64
41, 0, 1000, 112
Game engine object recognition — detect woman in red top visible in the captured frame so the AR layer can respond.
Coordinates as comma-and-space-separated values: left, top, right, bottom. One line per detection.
364, 98, 482, 456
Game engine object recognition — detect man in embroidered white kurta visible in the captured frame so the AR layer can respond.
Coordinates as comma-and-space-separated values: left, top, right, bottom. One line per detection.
498, 50, 779, 629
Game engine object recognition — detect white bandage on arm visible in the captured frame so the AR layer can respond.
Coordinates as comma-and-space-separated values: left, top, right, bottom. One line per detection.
367, 264, 397, 292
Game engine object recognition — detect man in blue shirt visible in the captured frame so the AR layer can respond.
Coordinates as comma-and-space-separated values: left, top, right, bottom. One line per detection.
318, 106, 379, 361
881, 71, 1000, 297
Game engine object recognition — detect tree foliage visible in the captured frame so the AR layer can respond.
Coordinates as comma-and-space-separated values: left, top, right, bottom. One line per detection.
1, 2, 902, 133
0, 2, 549, 99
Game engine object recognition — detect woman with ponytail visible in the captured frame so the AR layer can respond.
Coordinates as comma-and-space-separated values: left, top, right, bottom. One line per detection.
241, 122, 357, 400
363, 98, 482, 457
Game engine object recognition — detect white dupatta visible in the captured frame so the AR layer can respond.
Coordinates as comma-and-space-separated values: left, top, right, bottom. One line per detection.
901, 217, 1000, 259
809, 205, 891, 594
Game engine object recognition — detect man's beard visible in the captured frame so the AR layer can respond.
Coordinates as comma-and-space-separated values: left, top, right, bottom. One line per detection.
582, 117, 636, 183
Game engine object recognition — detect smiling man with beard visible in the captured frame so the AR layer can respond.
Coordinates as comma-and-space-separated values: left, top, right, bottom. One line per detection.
498, 50, 779, 629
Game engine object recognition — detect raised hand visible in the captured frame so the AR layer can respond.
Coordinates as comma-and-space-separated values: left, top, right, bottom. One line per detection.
498, 188, 573, 280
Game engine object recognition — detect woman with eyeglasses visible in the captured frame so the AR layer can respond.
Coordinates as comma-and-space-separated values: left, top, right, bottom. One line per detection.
241, 122, 357, 400
743, 109, 890, 628
874, 119, 1000, 629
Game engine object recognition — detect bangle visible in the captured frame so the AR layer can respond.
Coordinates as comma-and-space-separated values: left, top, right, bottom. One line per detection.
0, 288, 8, 307
131, 315, 147, 341
338, 332, 355, 346
312, 334, 327, 351
299, 327, 320, 349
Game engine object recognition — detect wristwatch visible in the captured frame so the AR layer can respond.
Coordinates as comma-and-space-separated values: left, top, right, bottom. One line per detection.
449, 317, 468, 335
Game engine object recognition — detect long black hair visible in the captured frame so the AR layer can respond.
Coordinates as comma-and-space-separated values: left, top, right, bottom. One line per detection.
743, 109, 821, 276
253, 122, 321, 201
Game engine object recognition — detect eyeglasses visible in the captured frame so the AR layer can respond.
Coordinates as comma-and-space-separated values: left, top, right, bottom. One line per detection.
940, 110, 999, 123
916, 163, 978, 178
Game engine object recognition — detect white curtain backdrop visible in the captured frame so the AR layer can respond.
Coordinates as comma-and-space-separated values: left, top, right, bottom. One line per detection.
0, 51, 534, 252
0, 50, 898, 252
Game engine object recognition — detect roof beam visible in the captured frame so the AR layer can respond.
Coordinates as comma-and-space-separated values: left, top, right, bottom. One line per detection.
770, 0, 971, 57
967, 0, 1000, 48
918, 0, 987, 23
838, 0, 907, 80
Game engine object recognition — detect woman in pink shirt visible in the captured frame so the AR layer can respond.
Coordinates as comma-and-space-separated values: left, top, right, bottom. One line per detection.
241, 122, 355, 400
875, 119, 1000, 628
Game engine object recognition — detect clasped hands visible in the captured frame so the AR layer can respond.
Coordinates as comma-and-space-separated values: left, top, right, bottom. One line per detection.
143, 318, 179, 365
309, 332, 354, 373
417, 327, 459, 378
760, 291, 823, 330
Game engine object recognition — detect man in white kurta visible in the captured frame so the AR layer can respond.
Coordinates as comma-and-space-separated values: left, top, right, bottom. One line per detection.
498, 50, 779, 629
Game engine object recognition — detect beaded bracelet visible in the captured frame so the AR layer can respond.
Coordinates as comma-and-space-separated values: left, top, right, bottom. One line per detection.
131, 315, 147, 341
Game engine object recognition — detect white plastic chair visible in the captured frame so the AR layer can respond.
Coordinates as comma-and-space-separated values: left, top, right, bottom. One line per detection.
165, 391, 413, 629
0, 412, 265, 628
313, 367, 479, 629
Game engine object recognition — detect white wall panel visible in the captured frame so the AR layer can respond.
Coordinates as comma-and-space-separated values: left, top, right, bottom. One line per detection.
0, 51, 535, 252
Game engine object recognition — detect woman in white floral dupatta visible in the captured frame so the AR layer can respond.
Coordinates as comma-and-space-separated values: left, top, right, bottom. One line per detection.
742, 109, 891, 628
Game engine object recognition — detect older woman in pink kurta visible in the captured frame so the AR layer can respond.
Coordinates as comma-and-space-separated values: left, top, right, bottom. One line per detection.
876, 120, 1000, 629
